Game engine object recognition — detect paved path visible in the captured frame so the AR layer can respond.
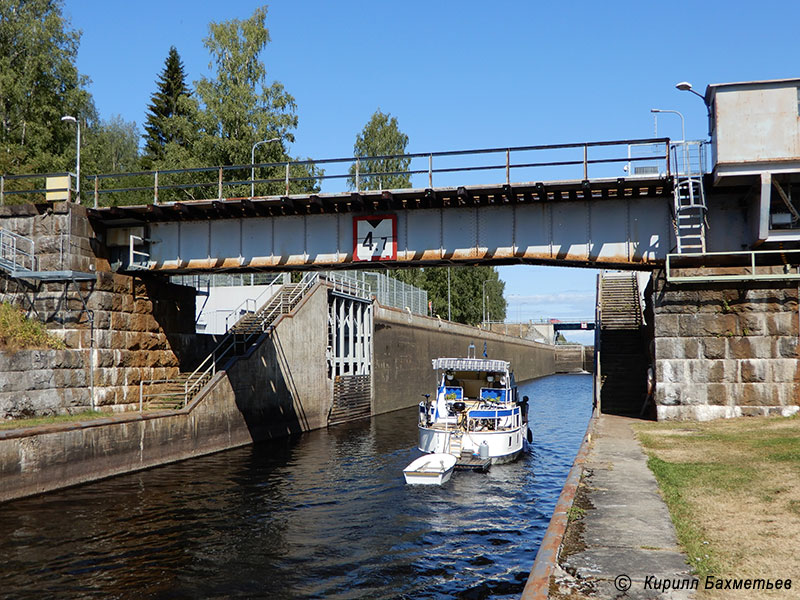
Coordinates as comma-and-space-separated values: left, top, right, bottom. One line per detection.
557, 415, 696, 599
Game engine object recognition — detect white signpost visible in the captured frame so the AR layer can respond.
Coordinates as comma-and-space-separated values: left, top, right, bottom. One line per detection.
353, 215, 397, 262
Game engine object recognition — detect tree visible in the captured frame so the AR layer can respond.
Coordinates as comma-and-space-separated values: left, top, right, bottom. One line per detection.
348, 110, 410, 191
195, 6, 294, 167
0, 0, 95, 177
193, 6, 320, 195
83, 115, 140, 174
142, 46, 199, 168
391, 265, 507, 326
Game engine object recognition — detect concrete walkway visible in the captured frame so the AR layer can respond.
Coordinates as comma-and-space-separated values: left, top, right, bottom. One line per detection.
556, 415, 696, 599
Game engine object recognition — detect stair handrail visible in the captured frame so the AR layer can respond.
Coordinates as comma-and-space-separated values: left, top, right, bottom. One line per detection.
182, 272, 320, 405
0, 227, 36, 273
224, 279, 284, 332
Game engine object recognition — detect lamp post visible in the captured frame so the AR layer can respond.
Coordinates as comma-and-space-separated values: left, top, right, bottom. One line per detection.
482, 279, 488, 327
650, 108, 685, 142
61, 115, 80, 203
251, 137, 280, 197
676, 81, 713, 136
651, 108, 686, 175
447, 267, 451, 321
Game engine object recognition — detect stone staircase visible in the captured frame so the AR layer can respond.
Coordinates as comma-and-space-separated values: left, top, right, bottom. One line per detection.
598, 273, 648, 416
145, 372, 211, 410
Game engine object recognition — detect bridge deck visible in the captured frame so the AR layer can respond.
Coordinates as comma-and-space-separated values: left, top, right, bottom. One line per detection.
88, 177, 672, 225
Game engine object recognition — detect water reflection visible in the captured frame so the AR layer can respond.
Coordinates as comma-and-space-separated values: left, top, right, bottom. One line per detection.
0, 374, 591, 599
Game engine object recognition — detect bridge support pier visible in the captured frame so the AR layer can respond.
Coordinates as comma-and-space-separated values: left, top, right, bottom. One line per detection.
651, 270, 800, 420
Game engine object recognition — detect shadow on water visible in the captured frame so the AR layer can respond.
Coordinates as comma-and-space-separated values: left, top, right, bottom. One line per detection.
0, 373, 592, 599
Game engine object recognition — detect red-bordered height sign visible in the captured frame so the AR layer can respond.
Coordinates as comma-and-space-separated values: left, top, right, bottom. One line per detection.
353, 215, 397, 262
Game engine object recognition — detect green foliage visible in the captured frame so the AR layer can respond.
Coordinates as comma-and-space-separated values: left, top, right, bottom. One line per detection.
0, 302, 65, 350
0, 0, 95, 177
646, 456, 720, 577
391, 266, 506, 325
142, 46, 199, 169
83, 115, 140, 175
348, 110, 410, 191
192, 6, 320, 196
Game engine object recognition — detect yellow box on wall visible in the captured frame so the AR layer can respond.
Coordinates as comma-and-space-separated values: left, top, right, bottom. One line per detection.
46, 175, 71, 201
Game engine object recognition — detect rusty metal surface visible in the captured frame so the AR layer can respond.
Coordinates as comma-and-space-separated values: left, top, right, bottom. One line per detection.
520, 408, 598, 600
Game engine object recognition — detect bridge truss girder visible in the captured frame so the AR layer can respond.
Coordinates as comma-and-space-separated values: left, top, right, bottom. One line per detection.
94, 179, 680, 273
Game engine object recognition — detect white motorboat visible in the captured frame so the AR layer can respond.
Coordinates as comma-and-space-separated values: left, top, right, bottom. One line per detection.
403, 453, 457, 485
417, 354, 532, 465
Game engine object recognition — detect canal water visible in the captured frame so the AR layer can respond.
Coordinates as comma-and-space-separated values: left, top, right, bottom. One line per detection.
0, 373, 592, 599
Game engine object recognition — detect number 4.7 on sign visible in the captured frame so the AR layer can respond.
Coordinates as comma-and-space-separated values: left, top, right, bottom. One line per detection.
353, 215, 397, 262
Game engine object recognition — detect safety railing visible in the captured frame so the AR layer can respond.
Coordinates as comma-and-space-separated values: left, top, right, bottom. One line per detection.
670, 140, 708, 177
0, 228, 36, 273
223, 282, 286, 332
82, 137, 672, 206
138, 378, 184, 412
183, 272, 320, 405
0, 172, 75, 205
128, 234, 151, 270
666, 249, 800, 283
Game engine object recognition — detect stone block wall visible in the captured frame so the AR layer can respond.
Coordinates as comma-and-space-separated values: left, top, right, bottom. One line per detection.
652, 269, 800, 420
0, 203, 201, 417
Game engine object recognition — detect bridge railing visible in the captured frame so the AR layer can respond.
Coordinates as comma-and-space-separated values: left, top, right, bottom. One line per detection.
80, 137, 673, 207
0, 172, 75, 205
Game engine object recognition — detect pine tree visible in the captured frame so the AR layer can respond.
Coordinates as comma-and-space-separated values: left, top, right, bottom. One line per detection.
142, 46, 196, 167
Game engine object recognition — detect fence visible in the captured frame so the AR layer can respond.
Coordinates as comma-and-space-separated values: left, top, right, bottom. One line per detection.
322, 270, 428, 315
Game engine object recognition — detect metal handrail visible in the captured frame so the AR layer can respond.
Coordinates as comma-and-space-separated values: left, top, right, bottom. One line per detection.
223, 281, 285, 332
79, 137, 672, 204
0, 228, 36, 272
128, 234, 150, 270
182, 272, 320, 405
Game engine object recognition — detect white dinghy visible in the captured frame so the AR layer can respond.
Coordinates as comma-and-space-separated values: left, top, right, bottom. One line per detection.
403, 453, 457, 485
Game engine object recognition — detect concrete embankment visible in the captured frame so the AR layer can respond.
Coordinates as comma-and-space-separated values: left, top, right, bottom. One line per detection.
522, 414, 693, 600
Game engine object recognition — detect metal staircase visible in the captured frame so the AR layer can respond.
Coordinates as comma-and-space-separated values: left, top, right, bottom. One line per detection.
671, 141, 708, 254
597, 272, 648, 415
140, 273, 321, 410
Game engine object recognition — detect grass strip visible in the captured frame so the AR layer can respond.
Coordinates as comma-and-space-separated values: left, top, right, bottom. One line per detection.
0, 410, 111, 431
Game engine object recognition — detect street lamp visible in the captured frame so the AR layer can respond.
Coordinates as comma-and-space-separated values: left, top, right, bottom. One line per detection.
251, 137, 280, 197
61, 115, 80, 203
651, 108, 687, 175
482, 279, 488, 327
650, 108, 685, 142
676, 81, 713, 135
675, 81, 706, 103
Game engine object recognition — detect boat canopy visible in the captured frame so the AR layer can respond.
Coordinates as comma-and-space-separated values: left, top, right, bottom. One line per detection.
431, 358, 510, 373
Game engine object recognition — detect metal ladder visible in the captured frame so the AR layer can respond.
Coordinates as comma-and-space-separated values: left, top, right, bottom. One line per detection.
671, 141, 707, 254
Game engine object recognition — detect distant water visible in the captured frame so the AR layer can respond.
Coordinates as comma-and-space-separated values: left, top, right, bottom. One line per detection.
0, 373, 592, 599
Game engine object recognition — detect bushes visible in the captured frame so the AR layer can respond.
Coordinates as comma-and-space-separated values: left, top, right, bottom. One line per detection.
0, 303, 65, 351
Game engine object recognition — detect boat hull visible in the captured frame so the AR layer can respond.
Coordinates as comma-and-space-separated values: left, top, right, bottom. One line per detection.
403, 453, 456, 485
418, 426, 526, 464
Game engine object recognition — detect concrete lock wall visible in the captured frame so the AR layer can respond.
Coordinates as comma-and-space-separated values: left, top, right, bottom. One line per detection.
652, 269, 800, 420
0, 284, 332, 502
372, 305, 556, 415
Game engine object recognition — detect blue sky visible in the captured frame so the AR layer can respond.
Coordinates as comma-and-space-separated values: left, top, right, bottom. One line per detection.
61, 0, 800, 342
